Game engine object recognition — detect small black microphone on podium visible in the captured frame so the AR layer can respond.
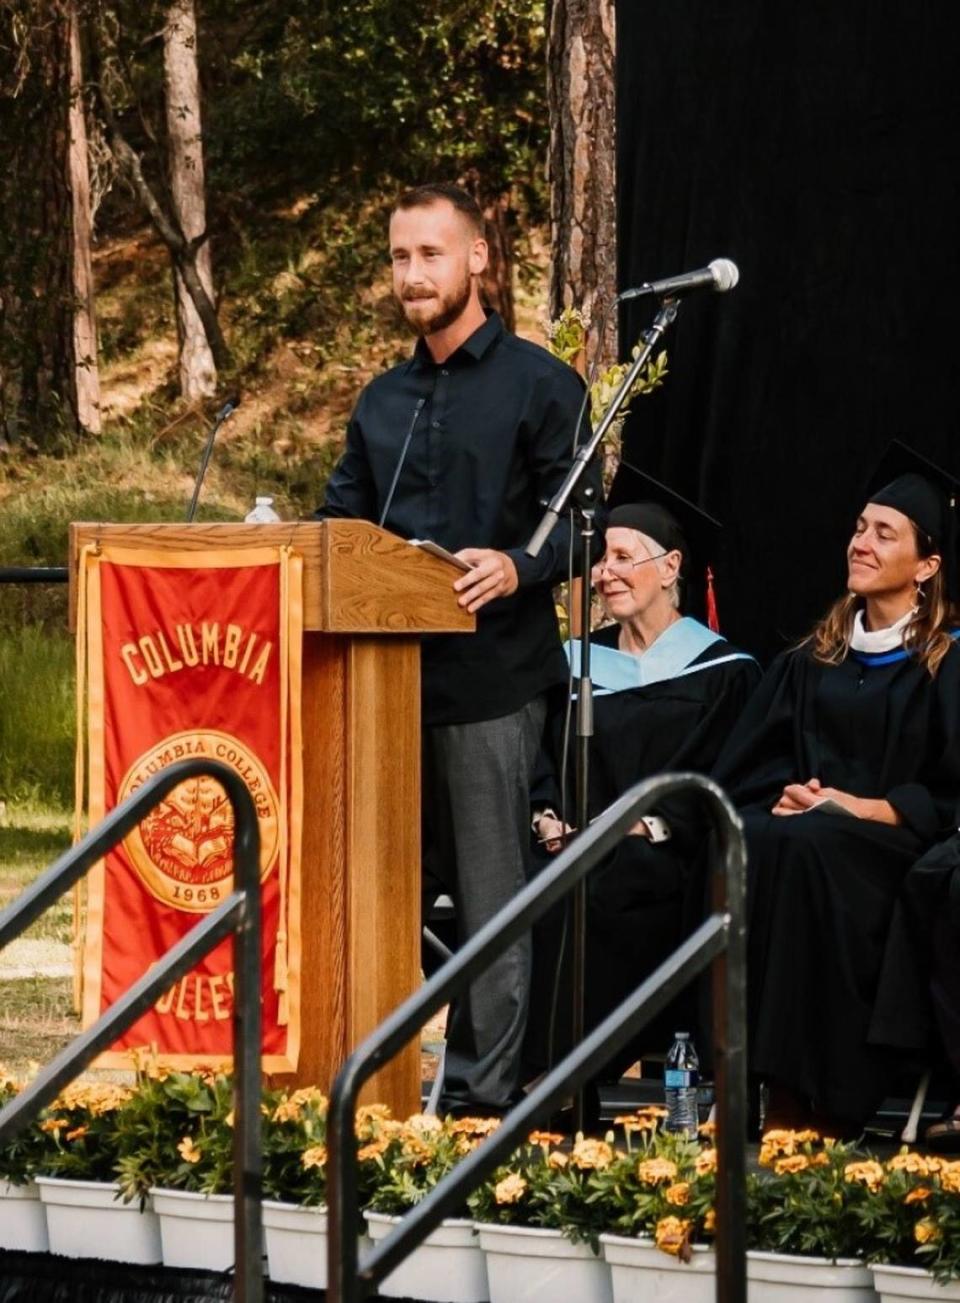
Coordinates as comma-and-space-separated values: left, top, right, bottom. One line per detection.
186, 395, 240, 523
619, 257, 739, 301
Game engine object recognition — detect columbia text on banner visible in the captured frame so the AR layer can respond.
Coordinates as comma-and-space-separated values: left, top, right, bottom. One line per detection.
77, 544, 303, 1071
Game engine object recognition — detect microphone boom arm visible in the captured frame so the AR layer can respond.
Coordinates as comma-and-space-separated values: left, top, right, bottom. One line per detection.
525, 298, 681, 558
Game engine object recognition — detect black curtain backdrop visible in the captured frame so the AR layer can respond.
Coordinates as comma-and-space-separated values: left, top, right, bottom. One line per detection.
615, 1, 960, 661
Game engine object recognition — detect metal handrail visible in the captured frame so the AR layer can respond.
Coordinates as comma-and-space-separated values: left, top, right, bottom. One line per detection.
327, 771, 747, 1303
0, 758, 264, 1303
0, 567, 68, 583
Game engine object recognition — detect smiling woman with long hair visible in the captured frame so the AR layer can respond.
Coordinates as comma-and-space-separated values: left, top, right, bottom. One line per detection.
715, 442, 960, 1136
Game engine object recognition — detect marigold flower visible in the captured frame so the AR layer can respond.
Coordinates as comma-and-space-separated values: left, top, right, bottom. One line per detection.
792, 1129, 820, 1144
905, 1186, 933, 1205
357, 1140, 388, 1163
65, 1126, 88, 1143
760, 1129, 797, 1156
40, 1117, 69, 1134
355, 1104, 392, 1139
843, 1161, 884, 1192
698, 1121, 717, 1139
666, 1182, 691, 1206
637, 1157, 678, 1185
695, 1148, 717, 1176
494, 1173, 527, 1205
915, 1219, 939, 1246
450, 1117, 500, 1136
273, 1098, 304, 1124
775, 1155, 810, 1175
939, 1166, 960, 1195
548, 1151, 569, 1169
302, 1145, 327, 1170
404, 1113, 444, 1135
289, 1087, 328, 1113
639, 1105, 668, 1119
401, 1136, 435, 1167
571, 1138, 614, 1170
809, 1152, 830, 1168
655, 1216, 692, 1257
178, 1136, 202, 1164
528, 1130, 565, 1148
887, 1151, 931, 1176
704, 1208, 716, 1234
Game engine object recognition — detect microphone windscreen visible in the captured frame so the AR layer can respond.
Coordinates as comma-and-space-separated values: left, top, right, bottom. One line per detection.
709, 258, 739, 292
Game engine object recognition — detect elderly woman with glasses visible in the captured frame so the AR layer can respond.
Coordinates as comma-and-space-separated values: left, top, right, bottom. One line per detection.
528, 471, 759, 1075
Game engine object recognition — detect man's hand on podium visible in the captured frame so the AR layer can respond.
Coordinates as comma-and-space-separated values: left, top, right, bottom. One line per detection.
453, 549, 519, 613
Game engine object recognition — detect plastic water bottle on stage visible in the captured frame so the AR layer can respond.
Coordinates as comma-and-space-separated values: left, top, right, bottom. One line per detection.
664, 1032, 700, 1134
245, 496, 281, 522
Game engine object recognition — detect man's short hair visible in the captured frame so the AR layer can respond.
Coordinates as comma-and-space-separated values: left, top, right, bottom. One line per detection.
393, 183, 485, 237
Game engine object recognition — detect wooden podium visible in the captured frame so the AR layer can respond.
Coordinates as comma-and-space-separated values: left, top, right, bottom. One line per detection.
69, 519, 474, 1114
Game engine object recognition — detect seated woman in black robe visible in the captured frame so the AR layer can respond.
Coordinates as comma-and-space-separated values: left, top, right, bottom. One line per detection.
529, 474, 759, 1073
714, 443, 960, 1134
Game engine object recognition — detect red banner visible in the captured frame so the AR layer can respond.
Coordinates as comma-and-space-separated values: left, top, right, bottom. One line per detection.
78, 544, 303, 1071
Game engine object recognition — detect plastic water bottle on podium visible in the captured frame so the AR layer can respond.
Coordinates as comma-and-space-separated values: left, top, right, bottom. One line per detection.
664, 1032, 700, 1134
245, 496, 281, 523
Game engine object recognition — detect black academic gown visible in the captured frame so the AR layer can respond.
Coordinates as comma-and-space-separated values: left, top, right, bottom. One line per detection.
528, 620, 760, 1073
714, 639, 960, 1122
872, 830, 960, 1084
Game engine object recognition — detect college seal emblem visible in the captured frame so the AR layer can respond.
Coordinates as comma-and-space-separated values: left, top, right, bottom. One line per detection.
117, 729, 280, 912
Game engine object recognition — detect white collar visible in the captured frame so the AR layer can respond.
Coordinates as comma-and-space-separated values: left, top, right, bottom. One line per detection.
850, 607, 915, 653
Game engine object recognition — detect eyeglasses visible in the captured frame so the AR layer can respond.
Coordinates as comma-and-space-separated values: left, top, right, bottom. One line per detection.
592, 551, 668, 580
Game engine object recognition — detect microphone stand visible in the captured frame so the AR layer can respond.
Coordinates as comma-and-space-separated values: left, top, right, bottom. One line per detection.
525, 296, 681, 1132
186, 397, 239, 523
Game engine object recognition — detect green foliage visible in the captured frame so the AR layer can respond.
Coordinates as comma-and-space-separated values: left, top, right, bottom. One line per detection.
544, 307, 668, 470
0, 627, 74, 803
747, 1134, 867, 1261
363, 1113, 498, 1217
114, 1066, 236, 1200
0, 1069, 48, 1184
261, 1085, 329, 1207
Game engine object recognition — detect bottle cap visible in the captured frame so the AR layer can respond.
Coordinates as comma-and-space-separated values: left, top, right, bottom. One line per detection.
255, 496, 273, 506
674, 1031, 688, 1039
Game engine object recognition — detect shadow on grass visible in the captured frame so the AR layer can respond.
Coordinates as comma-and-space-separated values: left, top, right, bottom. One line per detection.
0, 824, 71, 876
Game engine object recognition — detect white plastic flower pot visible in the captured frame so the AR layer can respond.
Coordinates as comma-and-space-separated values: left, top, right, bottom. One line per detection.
263, 1200, 329, 1288
0, 1179, 49, 1253
151, 1187, 234, 1271
748, 1251, 877, 1303
601, 1233, 714, 1303
366, 1210, 489, 1302
478, 1221, 612, 1303
35, 1176, 161, 1263
872, 1265, 960, 1303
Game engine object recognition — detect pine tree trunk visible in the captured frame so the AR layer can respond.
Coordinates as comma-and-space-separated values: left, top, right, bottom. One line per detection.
164, 0, 216, 401
14, 1, 76, 441
67, 1, 101, 434
460, 168, 516, 333
546, 0, 617, 366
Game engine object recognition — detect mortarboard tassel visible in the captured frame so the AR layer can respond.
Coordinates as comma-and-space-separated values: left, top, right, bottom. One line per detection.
706, 565, 720, 632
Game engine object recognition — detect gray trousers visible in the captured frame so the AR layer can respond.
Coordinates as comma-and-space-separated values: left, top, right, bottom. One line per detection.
422, 695, 547, 1111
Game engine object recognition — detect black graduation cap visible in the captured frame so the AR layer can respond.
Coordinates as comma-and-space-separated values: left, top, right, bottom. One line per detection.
606, 460, 722, 625
865, 440, 960, 602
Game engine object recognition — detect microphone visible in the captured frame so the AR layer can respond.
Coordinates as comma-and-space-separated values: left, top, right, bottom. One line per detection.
619, 258, 739, 302
186, 395, 240, 522
379, 397, 426, 529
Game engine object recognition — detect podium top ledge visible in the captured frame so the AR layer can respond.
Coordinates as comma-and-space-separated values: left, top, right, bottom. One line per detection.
68, 519, 475, 635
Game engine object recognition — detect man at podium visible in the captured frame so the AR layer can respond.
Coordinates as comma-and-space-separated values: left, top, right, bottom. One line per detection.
316, 182, 595, 1114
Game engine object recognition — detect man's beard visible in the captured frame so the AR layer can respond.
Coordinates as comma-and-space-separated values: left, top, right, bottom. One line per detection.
400, 272, 473, 337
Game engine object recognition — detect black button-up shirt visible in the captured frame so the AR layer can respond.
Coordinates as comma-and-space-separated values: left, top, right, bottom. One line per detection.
317, 312, 594, 725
